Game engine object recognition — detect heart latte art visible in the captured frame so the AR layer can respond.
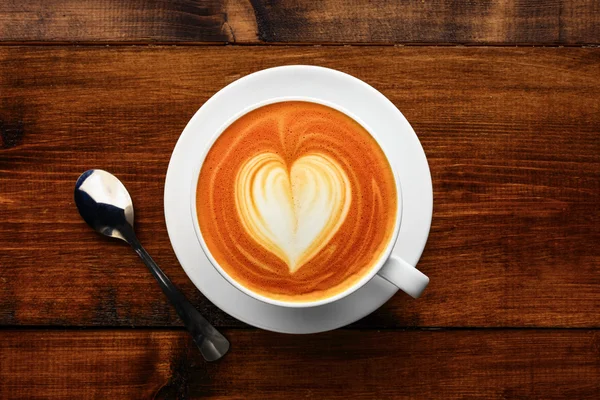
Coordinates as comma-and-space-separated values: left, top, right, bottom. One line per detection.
236, 152, 351, 273
197, 102, 397, 302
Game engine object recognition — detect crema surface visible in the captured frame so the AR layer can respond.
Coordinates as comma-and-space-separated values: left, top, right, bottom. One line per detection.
197, 102, 397, 302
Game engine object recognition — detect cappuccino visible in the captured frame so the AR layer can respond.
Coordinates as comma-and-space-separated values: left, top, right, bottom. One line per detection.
196, 101, 397, 302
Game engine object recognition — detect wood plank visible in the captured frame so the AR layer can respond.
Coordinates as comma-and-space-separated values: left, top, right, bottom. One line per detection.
1, 46, 599, 328
0, 329, 598, 399
0, 330, 185, 399
0, 1, 599, 44
0, 0, 241, 43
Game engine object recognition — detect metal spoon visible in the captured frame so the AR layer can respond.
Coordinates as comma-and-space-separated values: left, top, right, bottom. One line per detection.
74, 169, 229, 361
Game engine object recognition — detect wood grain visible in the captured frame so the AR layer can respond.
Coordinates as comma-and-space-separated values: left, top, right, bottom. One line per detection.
0, 0, 599, 44
0, 329, 598, 399
1, 46, 598, 328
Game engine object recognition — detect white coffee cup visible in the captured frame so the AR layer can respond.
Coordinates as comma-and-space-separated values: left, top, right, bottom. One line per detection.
190, 97, 429, 308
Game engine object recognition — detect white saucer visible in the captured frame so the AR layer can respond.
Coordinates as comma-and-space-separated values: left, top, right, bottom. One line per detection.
164, 66, 432, 333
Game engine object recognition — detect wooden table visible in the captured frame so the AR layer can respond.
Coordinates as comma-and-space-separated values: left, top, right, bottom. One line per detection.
1, 1, 599, 398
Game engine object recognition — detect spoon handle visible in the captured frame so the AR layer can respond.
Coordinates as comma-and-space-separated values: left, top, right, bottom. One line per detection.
121, 225, 230, 361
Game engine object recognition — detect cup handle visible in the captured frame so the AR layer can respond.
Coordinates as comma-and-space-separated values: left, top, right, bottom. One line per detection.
377, 255, 429, 298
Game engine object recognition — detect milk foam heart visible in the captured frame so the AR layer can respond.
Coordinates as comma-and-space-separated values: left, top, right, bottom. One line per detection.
235, 152, 351, 273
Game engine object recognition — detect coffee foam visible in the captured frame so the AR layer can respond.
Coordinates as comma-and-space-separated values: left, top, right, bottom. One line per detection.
235, 152, 351, 273
197, 101, 397, 302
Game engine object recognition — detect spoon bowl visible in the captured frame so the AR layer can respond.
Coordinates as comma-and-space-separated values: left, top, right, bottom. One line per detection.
75, 169, 134, 241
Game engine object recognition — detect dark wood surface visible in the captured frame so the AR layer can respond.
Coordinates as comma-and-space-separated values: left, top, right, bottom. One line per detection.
1, 1, 599, 399
1, 330, 599, 399
1, 0, 600, 44
2, 47, 599, 329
